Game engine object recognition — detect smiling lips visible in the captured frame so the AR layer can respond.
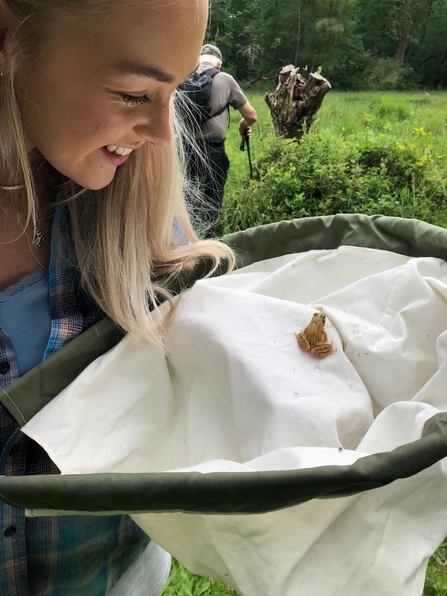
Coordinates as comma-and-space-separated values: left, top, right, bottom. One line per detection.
106, 144, 134, 156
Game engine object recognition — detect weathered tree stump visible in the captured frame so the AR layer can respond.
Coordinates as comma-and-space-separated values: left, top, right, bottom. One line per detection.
265, 66, 332, 139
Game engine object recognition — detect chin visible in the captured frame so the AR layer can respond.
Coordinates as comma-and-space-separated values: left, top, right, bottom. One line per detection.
80, 178, 115, 191
50, 164, 116, 191
43, 150, 117, 191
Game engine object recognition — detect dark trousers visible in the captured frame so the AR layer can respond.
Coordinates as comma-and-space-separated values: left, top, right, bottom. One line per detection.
186, 140, 230, 237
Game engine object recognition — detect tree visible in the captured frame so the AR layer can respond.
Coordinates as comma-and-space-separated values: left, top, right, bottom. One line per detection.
393, 0, 435, 64
203, 0, 447, 90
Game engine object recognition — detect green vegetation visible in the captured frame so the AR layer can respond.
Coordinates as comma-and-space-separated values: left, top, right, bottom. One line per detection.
164, 90, 447, 594
425, 540, 447, 596
205, 0, 447, 90
218, 90, 447, 235
161, 560, 237, 596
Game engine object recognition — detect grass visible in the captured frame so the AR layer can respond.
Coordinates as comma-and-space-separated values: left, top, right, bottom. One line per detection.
223, 90, 447, 233
242, 89, 447, 153
316, 91, 447, 152
161, 560, 238, 596
425, 540, 447, 596
163, 90, 447, 595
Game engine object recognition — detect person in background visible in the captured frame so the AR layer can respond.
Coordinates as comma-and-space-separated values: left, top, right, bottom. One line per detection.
185, 44, 257, 237
0, 0, 233, 594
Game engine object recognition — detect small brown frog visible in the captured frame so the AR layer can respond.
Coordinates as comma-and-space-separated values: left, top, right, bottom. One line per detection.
295, 312, 336, 358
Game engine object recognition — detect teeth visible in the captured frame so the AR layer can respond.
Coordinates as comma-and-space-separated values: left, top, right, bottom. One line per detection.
106, 145, 133, 156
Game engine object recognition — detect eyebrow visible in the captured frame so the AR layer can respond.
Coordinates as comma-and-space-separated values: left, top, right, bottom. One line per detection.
110, 60, 175, 84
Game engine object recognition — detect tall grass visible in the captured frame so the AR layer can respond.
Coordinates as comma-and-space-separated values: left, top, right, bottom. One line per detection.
221, 90, 447, 234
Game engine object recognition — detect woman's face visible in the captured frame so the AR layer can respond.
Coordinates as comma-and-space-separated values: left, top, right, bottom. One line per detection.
15, 0, 207, 190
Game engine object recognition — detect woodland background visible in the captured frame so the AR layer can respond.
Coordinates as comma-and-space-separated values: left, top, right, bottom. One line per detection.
205, 0, 447, 90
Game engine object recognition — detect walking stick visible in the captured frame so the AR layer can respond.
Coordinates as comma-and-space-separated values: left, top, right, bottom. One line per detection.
240, 129, 254, 179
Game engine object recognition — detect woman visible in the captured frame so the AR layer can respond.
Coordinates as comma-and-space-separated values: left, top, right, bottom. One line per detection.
0, 0, 233, 593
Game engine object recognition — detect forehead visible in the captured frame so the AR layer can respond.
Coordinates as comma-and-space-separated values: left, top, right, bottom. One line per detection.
47, 0, 208, 80
103, 0, 206, 33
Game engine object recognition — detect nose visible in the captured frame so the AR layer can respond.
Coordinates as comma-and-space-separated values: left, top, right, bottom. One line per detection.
134, 104, 172, 148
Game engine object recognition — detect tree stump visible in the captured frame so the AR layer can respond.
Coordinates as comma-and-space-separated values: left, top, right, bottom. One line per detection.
265, 66, 332, 140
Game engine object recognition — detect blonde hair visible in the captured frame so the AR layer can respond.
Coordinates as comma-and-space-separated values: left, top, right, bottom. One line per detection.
1, 0, 235, 347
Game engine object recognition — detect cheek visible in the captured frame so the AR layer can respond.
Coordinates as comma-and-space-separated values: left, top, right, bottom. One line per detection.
74, 109, 138, 154
23, 90, 131, 158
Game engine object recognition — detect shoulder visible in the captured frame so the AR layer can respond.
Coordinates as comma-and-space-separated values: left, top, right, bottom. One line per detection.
213, 72, 245, 96
213, 73, 247, 109
214, 72, 238, 86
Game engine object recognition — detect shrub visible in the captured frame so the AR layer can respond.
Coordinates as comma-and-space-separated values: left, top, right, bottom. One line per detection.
218, 131, 447, 234
362, 55, 420, 91
369, 97, 412, 121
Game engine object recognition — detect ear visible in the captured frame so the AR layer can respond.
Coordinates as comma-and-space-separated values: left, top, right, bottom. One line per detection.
217, 61, 223, 70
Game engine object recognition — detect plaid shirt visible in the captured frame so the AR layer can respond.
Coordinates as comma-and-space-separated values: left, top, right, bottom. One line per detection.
0, 205, 149, 595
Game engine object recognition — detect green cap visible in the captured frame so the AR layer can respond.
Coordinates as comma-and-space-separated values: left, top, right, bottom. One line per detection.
201, 44, 223, 61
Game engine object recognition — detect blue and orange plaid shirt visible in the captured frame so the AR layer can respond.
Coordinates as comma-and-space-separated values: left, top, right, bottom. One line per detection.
0, 204, 149, 595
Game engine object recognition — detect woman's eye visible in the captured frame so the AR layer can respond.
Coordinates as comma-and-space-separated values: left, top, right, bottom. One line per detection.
121, 93, 153, 106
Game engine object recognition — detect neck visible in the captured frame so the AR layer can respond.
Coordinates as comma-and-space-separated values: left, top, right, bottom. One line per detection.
0, 151, 59, 290
0, 150, 59, 214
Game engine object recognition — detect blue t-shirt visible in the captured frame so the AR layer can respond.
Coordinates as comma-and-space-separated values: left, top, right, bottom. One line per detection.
0, 221, 189, 379
0, 267, 51, 376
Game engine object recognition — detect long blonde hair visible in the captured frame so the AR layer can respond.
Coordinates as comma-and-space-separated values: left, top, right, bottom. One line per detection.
1, 0, 235, 346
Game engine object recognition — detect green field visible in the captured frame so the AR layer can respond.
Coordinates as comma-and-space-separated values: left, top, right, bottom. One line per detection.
220, 89, 447, 235
163, 91, 447, 596
225, 89, 447, 196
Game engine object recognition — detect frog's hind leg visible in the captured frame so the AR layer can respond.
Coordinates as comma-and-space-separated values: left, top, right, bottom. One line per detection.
296, 332, 311, 351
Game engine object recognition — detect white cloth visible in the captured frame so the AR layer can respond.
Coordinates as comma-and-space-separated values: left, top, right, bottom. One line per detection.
23, 246, 447, 596
108, 540, 171, 596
